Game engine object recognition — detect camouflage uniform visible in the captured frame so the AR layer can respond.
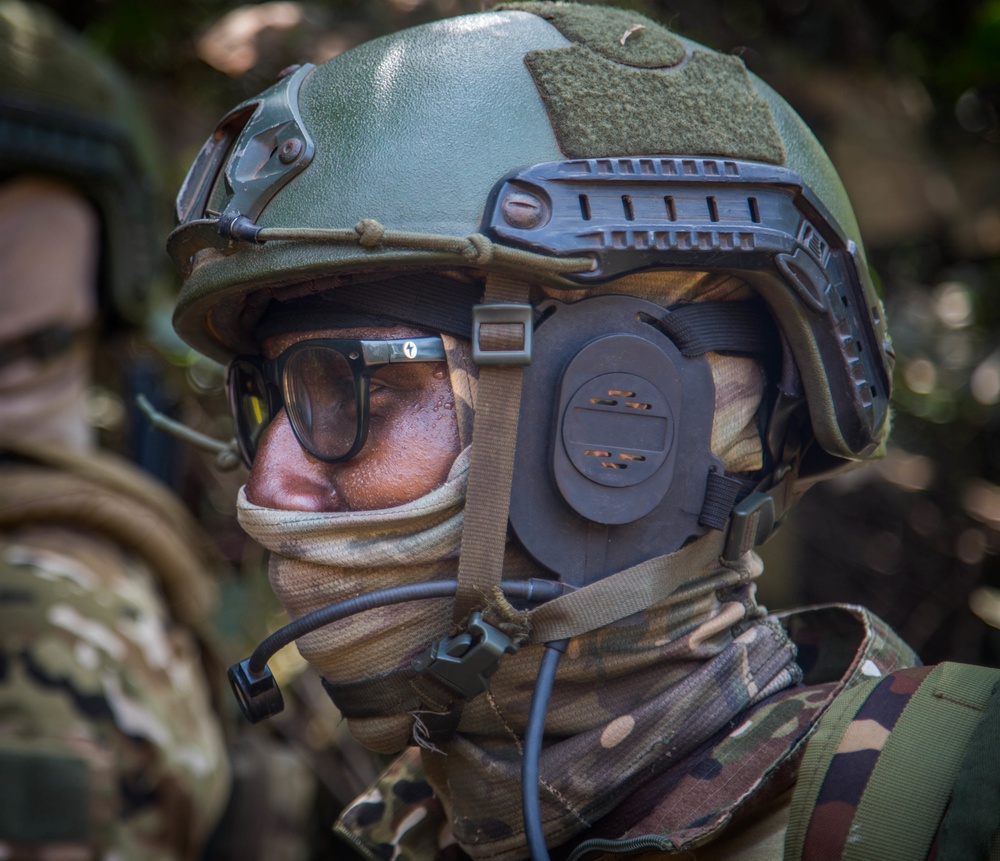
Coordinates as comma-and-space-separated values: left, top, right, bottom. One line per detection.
0, 439, 231, 860
335, 604, 918, 860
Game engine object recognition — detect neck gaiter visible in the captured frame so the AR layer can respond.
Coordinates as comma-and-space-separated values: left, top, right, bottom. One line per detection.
238, 448, 468, 752
238, 485, 800, 858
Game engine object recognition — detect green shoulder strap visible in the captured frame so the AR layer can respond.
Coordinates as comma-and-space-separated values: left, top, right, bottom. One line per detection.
785, 662, 1000, 861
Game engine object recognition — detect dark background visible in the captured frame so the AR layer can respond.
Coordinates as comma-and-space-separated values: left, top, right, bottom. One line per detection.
42, 0, 1000, 668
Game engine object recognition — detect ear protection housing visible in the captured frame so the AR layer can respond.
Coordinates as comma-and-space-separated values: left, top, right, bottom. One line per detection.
508, 295, 723, 586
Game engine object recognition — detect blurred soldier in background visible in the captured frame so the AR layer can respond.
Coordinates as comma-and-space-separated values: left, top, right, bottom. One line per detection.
0, 2, 231, 857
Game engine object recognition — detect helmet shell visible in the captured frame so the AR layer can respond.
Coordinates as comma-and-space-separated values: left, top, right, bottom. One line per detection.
170, 5, 891, 464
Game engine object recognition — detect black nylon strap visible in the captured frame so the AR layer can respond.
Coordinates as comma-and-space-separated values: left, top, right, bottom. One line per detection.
255, 274, 482, 341
699, 472, 747, 530
654, 301, 780, 358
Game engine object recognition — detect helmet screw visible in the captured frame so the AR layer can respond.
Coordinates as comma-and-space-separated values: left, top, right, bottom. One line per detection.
501, 190, 546, 229
279, 138, 304, 164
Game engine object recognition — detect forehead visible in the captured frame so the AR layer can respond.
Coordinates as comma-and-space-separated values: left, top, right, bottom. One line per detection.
260, 323, 436, 358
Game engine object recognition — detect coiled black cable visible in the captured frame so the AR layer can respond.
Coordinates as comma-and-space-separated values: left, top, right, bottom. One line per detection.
237, 577, 569, 861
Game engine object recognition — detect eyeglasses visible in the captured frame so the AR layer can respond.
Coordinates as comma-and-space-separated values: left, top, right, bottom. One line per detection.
227, 337, 446, 468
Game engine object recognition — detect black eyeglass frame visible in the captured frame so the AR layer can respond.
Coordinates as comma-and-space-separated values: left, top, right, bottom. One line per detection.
227, 336, 446, 468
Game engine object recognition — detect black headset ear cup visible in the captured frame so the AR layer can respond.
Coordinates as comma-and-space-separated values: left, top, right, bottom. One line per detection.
555, 345, 677, 525
508, 295, 723, 587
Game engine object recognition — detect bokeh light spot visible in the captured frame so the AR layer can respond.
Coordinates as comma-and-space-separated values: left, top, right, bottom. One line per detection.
903, 357, 937, 394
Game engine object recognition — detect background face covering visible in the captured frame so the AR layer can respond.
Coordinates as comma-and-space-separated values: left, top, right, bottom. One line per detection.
236, 273, 802, 859
0, 177, 100, 453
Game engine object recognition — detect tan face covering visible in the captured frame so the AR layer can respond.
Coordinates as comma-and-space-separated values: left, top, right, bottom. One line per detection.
237, 274, 801, 859
0, 176, 99, 452
238, 449, 467, 751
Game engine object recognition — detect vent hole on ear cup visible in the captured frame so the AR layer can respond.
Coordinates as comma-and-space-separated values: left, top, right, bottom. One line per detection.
607, 389, 635, 397
625, 401, 651, 410
584, 450, 611, 457
619, 453, 646, 461
601, 462, 627, 469
590, 397, 618, 406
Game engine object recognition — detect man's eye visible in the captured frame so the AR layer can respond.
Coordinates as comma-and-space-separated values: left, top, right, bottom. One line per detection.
370, 366, 422, 392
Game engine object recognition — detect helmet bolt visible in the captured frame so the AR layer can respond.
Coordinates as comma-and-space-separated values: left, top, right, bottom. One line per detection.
501, 190, 546, 229
279, 138, 304, 164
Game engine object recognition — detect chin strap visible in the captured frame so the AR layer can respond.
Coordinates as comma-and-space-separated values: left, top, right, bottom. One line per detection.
409, 272, 534, 744
452, 272, 533, 624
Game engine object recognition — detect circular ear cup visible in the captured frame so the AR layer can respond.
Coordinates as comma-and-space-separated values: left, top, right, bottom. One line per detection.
508, 295, 723, 586
556, 346, 677, 523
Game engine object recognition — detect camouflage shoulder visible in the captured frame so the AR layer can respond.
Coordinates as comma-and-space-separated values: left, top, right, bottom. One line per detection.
566, 603, 922, 857
0, 530, 231, 858
786, 661, 1000, 861
336, 747, 467, 861
0, 443, 223, 628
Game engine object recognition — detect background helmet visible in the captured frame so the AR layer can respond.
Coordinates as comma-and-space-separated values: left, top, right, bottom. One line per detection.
0, 0, 162, 326
170, 2, 893, 512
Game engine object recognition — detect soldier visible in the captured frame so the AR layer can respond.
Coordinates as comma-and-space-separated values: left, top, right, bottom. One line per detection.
167, 3, 1000, 859
0, 3, 231, 858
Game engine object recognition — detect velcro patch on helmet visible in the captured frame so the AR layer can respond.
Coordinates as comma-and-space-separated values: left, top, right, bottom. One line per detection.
500, 2, 785, 164
496, 2, 687, 68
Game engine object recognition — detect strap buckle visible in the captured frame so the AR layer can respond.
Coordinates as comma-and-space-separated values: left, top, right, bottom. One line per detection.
723, 491, 776, 561
472, 303, 533, 366
414, 611, 518, 699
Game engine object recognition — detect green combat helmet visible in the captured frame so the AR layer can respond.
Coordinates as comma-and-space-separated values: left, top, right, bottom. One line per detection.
170, 1, 891, 468
169, 5, 896, 854
0, 0, 162, 326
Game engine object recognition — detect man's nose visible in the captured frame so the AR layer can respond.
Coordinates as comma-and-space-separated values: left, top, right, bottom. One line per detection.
244, 409, 344, 512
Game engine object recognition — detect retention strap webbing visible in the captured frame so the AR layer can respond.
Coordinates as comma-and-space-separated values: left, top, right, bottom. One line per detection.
526, 532, 729, 643
452, 273, 531, 625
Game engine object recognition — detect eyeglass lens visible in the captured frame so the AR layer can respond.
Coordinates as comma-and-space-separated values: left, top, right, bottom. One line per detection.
282, 346, 358, 461
229, 337, 444, 467
229, 360, 272, 465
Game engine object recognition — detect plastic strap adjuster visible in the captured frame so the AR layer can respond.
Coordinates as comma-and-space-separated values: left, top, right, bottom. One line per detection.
414, 611, 518, 699
723, 491, 776, 561
472, 303, 533, 366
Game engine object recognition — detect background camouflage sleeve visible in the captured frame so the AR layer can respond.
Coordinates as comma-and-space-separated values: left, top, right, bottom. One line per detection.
0, 523, 230, 860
